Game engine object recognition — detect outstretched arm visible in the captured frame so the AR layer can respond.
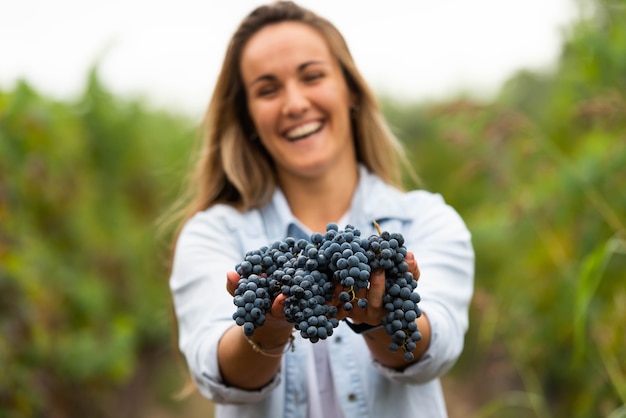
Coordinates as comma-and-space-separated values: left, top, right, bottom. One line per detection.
218, 272, 295, 389
334, 251, 431, 369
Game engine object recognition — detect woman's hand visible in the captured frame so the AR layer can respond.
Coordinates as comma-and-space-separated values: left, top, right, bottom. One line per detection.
220, 271, 293, 390
226, 271, 290, 325
332, 251, 420, 325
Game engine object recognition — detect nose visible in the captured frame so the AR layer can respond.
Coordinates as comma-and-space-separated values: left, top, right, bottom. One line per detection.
282, 81, 309, 117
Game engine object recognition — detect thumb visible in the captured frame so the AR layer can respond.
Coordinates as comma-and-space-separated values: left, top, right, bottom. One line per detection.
226, 271, 240, 296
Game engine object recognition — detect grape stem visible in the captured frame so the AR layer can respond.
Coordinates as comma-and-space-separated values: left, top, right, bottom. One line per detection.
346, 285, 356, 302
373, 220, 382, 236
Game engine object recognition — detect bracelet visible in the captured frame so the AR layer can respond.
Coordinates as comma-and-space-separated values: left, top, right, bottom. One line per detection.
244, 332, 295, 358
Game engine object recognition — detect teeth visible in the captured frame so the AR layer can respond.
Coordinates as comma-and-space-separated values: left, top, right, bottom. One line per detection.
286, 121, 322, 140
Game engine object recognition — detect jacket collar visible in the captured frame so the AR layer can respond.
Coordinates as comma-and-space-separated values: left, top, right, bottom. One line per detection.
261, 164, 413, 240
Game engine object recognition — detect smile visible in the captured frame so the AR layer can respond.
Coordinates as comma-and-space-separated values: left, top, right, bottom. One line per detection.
284, 121, 323, 141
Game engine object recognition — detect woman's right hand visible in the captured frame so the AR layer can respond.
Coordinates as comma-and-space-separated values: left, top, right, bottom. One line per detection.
220, 272, 293, 390
226, 271, 290, 324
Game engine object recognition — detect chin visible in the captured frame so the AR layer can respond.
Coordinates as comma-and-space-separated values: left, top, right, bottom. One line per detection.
285, 161, 329, 179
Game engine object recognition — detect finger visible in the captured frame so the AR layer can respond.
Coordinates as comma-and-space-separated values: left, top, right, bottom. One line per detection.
366, 269, 385, 311
226, 271, 240, 296
337, 270, 385, 324
268, 293, 288, 322
405, 251, 420, 281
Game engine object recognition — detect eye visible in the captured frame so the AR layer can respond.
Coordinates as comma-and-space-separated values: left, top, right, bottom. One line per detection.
303, 71, 324, 83
256, 84, 278, 97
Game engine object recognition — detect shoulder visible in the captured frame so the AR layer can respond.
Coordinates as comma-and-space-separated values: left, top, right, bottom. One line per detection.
358, 168, 455, 220
357, 169, 470, 239
180, 203, 264, 239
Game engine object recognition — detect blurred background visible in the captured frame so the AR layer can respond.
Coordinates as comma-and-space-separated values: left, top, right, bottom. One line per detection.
1, 0, 624, 417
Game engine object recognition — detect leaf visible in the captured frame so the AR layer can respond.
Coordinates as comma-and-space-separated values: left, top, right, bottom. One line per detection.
573, 236, 624, 361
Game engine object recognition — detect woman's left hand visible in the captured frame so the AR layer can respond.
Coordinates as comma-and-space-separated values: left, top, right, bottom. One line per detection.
332, 251, 420, 325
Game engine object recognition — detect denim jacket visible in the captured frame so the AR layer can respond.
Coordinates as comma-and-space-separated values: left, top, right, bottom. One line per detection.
169, 166, 475, 418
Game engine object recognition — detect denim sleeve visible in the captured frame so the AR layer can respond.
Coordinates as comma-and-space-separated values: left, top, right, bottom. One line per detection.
374, 191, 475, 384
169, 206, 282, 403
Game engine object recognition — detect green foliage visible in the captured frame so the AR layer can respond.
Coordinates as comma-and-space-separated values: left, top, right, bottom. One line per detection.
0, 71, 196, 416
1, 0, 625, 416
383, 2, 626, 416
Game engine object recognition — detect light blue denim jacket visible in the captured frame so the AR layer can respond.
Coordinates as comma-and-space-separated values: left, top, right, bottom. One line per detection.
169, 166, 475, 418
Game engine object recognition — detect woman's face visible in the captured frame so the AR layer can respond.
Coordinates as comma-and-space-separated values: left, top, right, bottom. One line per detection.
240, 21, 357, 179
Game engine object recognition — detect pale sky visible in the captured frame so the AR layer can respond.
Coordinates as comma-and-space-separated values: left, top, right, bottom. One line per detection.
0, 0, 580, 117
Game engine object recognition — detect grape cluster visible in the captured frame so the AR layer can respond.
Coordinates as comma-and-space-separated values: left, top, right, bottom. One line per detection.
232, 222, 422, 360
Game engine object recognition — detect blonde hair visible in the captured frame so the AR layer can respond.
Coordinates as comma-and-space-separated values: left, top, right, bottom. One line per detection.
166, 1, 412, 243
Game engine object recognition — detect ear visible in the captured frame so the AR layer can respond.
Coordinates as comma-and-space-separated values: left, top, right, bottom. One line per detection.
350, 91, 360, 110
350, 93, 360, 115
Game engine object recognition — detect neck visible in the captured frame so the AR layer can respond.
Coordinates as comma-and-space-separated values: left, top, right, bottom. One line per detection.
278, 164, 359, 233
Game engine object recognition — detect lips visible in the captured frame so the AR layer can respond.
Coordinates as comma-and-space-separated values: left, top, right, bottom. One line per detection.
284, 121, 323, 141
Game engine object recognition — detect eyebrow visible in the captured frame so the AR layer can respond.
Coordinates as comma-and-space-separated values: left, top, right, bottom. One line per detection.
248, 60, 328, 87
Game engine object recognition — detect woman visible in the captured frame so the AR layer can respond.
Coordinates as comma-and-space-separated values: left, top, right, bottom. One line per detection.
168, 1, 474, 417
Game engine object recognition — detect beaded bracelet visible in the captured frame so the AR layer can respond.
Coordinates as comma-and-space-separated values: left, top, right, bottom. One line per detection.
244, 333, 295, 357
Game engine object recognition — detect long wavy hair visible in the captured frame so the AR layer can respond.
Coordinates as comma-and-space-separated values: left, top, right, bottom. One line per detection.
165, 1, 413, 245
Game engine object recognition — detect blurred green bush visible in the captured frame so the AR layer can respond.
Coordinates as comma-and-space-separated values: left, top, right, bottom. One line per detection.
0, 70, 197, 417
382, 1, 626, 416
1, 0, 624, 417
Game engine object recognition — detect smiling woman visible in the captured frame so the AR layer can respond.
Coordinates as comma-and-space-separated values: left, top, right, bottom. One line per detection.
166, 2, 474, 418
241, 22, 358, 200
